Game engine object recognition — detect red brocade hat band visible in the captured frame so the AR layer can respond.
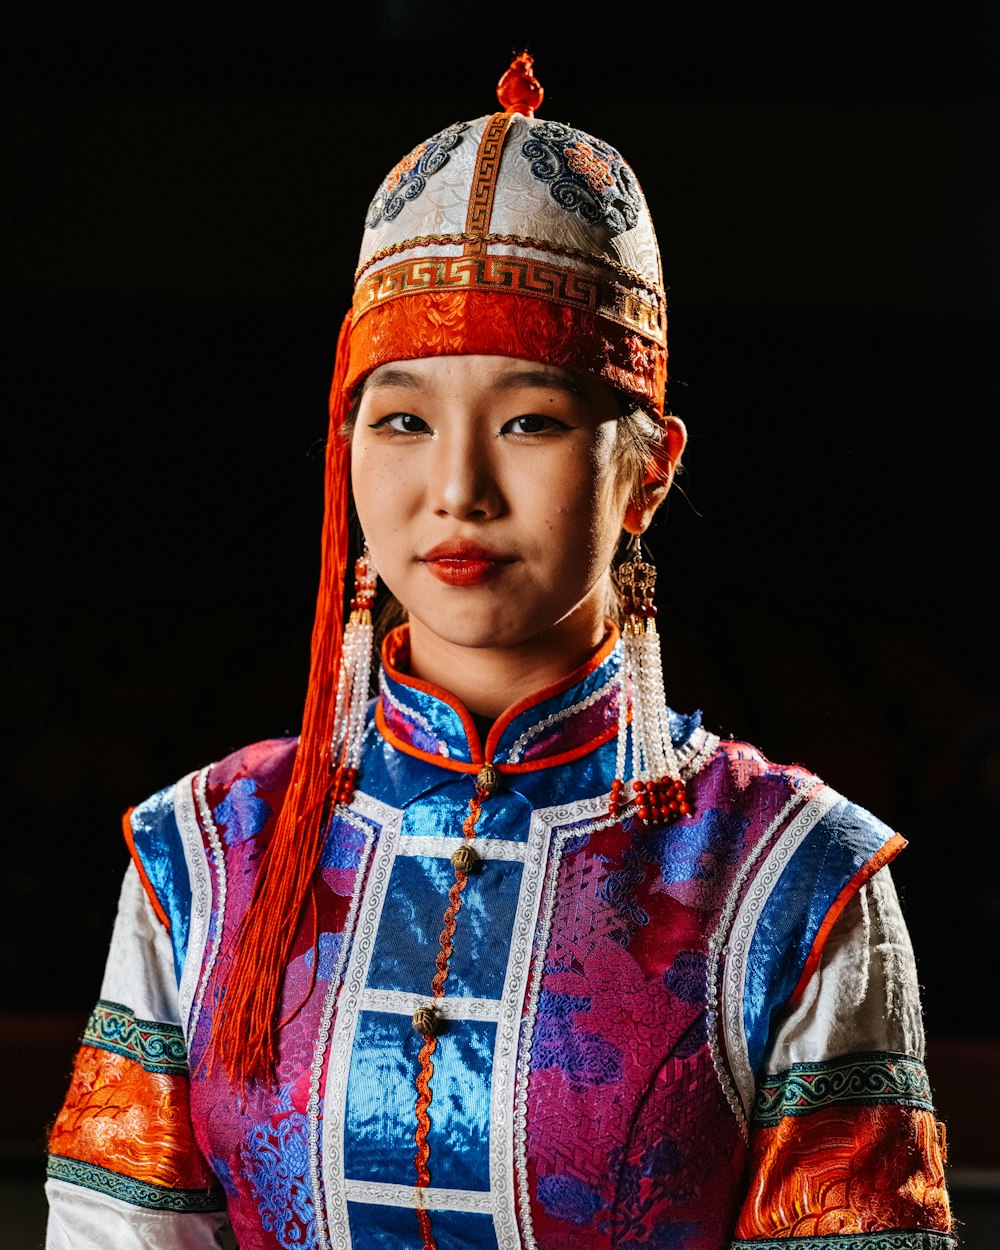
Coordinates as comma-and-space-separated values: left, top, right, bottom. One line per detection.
340, 53, 668, 418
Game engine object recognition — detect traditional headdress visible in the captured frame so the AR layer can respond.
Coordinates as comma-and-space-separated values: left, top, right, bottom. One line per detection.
213, 54, 672, 1082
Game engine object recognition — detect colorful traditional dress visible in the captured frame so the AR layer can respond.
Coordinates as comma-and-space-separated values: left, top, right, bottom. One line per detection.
46, 628, 953, 1249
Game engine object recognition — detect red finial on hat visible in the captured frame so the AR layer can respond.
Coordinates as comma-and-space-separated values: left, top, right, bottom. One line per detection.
497, 51, 543, 117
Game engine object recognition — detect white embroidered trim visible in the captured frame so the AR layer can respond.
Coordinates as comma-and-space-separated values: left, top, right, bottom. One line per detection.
487, 788, 557, 1250
361, 988, 501, 1022
379, 671, 450, 758
343, 1180, 493, 1214
719, 784, 839, 1119
703, 779, 836, 1132
679, 727, 720, 776
173, 772, 213, 1038
322, 796, 405, 1250
704, 782, 810, 1137
310, 807, 378, 1250
397, 834, 528, 862
186, 766, 226, 1044
512, 796, 641, 1250
505, 670, 619, 763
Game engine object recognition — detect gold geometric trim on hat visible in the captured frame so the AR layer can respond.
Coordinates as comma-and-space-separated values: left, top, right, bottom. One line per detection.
464, 113, 513, 255
355, 232, 664, 300
352, 253, 666, 344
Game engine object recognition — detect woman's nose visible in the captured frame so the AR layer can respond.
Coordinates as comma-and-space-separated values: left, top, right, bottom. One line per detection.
426, 432, 502, 520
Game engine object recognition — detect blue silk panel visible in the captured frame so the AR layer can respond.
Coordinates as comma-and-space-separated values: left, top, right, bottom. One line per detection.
399, 784, 533, 845
743, 797, 896, 1074
347, 1202, 499, 1250
128, 784, 192, 980
344, 1011, 494, 1191
368, 854, 524, 1000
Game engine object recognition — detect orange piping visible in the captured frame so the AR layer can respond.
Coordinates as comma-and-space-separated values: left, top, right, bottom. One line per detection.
375, 701, 618, 775
120, 807, 171, 932
788, 832, 908, 1004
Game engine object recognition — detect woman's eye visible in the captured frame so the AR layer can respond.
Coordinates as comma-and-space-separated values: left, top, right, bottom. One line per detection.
503, 414, 563, 435
371, 412, 430, 434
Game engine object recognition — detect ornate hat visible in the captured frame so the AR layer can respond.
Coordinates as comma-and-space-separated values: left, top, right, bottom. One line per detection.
341, 52, 668, 417
213, 55, 671, 1082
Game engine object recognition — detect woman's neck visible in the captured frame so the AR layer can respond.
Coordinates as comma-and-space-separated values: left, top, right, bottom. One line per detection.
405, 603, 611, 719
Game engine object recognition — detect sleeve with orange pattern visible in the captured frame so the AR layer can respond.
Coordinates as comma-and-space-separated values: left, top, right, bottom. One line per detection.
45, 864, 230, 1248
730, 868, 954, 1250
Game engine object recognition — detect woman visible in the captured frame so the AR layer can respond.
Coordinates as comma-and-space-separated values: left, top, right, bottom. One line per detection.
46, 56, 953, 1250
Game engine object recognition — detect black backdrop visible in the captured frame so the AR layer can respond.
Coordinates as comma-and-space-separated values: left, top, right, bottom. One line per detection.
3, 5, 997, 1035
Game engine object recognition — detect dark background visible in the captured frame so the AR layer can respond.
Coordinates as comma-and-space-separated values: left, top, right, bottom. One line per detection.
2, 0, 997, 1175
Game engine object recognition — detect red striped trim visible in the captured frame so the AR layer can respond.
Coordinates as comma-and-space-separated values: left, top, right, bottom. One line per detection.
788, 832, 908, 1005
120, 808, 171, 932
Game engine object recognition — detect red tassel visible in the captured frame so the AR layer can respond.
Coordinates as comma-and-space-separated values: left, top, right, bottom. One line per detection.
208, 310, 354, 1084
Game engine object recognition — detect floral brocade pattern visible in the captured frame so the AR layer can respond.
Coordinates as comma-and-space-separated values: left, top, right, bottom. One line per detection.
243, 1110, 316, 1249
365, 121, 469, 228
735, 1105, 951, 1240
524, 814, 748, 1248
520, 121, 643, 236
48, 1045, 221, 1194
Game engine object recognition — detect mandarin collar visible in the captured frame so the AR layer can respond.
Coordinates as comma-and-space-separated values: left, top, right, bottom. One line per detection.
375, 625, 701, 775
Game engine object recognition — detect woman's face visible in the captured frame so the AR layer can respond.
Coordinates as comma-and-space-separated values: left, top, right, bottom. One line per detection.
350, 354, 638, 655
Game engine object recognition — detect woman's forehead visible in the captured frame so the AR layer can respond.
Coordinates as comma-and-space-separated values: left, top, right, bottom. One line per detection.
364, 355, 599, 399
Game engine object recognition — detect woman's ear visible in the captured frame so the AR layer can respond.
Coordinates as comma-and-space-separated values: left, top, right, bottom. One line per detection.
623, 415, 687, 534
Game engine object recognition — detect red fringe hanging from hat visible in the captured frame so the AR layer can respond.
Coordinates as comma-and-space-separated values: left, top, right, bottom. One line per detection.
208, 310, 354, 1085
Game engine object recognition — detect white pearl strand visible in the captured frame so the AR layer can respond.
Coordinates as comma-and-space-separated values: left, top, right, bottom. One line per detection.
612, 538, 684, 815
331, 550, 377, 777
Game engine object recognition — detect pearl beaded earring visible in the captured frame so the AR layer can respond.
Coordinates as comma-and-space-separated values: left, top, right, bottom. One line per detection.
609, 538, 690, 823
331, 545, 377, 806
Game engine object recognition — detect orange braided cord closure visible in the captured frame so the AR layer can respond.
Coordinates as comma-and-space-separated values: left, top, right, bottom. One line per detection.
462, 793, 484, 840
413, 1032, 438, 1248
416, 1205, 436, 1250
410, 784, 490, 1245
432, 871, 469, 998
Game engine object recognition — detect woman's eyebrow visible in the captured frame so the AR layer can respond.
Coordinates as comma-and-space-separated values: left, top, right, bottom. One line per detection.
494, 368, 583, 395
365, 367, 426, 390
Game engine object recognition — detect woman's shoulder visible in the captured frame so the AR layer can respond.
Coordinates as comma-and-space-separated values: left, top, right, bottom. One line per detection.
201, 736, 299, 828
127, 737, 298, 843
692, 728, 902, 882
122, 738, 299, 931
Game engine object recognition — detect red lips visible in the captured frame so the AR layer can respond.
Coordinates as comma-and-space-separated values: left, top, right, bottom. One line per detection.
419, 540, 515, 587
